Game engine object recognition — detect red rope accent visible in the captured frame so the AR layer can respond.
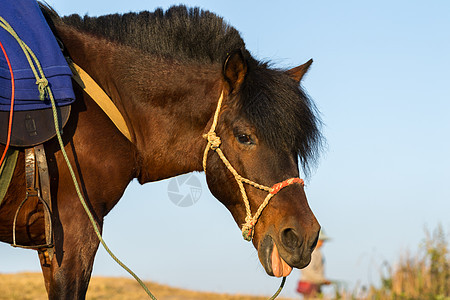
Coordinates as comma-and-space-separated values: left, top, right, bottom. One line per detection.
270, 178, 304, 195
0, 38, 15, 167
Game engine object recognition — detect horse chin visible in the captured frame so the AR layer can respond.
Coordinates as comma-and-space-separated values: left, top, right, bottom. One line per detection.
258, 235, 311, 277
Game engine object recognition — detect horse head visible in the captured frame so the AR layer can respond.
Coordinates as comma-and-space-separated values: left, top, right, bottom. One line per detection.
203, 50, 322, 277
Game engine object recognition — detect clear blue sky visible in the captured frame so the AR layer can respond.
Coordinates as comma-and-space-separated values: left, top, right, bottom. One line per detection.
1, 1, 449, 298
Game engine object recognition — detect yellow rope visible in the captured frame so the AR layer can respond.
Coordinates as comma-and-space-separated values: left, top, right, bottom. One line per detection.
202, 90, 303, 243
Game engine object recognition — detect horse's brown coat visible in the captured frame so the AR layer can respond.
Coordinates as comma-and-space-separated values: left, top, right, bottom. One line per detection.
0, 5, 322, 299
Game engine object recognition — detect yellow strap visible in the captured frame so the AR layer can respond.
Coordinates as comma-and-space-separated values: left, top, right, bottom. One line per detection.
69, 62, 132, 141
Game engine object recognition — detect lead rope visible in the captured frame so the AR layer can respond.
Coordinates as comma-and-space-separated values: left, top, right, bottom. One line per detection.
203, 91, 305, 299
2, 14, 291, 299
0, 16, 157, 300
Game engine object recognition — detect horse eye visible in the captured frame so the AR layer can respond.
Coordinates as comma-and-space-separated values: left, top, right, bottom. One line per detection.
237, 134, 253, 145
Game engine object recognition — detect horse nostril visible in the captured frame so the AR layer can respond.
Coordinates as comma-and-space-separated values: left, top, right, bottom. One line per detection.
281, 228, 300, 250
310, 231, 319, 252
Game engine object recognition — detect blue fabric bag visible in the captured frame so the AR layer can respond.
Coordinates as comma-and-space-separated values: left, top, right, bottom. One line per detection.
0, 0, 75, 111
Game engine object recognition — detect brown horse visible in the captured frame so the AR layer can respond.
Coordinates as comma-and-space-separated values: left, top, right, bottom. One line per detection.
0, 4, 323, 299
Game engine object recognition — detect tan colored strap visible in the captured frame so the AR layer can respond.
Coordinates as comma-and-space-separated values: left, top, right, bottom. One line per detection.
70, 62, 132, 141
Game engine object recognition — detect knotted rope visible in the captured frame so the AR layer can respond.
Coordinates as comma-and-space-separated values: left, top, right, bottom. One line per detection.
36, 77, 48, 100
202, 91, 304, 242
0, 16, 48, 101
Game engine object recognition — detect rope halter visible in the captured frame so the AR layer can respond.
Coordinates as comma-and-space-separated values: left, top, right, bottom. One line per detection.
203, 91, 305, 242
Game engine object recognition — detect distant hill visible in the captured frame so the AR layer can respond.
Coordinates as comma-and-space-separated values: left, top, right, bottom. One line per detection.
0, 273, 294, 300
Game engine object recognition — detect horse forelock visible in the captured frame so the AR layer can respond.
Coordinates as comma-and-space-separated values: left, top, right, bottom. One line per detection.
238, 59, 324, 176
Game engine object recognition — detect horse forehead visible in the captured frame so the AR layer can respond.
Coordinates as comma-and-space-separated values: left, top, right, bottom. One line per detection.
242, 70, 300, 105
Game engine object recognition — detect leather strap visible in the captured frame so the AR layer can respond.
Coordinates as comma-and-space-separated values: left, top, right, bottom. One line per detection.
25, 147, 37, 192
12, 146, 53, 252
35, 144, 53, 260
69, 61, 132, 141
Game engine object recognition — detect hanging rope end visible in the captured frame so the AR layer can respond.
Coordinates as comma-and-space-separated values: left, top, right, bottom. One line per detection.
36, 77, 48, 101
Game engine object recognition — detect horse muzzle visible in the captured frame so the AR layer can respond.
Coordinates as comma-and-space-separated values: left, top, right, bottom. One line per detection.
258, 227, 319, 277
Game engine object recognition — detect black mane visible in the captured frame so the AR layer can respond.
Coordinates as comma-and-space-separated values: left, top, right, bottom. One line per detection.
42, 4, 323, 174
61, 5, 245, 64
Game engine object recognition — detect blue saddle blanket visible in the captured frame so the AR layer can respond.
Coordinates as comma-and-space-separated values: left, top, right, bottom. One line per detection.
0, 0, 75, 111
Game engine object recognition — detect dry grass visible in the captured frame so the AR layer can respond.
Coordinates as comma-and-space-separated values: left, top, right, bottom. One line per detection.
6, 227, 448, 300
0, 272, 47, 300
0, 272, 294, 300
364, 225, 450, 300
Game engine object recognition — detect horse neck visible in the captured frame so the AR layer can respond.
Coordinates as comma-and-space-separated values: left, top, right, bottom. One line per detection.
58, 26, 222, 183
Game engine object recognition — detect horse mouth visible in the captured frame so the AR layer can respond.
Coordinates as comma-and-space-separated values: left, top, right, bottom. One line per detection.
259, 235, 295, 277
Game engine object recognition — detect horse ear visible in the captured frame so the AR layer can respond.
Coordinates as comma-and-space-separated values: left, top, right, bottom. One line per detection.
286, 59, 313, 82
223, 49, 247, 92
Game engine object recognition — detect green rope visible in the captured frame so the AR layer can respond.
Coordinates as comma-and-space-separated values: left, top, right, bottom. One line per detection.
269, 277, 286, 300
0, 14, 286, 300
0, 17, 46, 101
0, 15, 157, 300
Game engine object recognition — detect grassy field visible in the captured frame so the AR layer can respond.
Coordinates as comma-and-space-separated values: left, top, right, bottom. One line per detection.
2, 226, 448, 300
0, 272, 294, 300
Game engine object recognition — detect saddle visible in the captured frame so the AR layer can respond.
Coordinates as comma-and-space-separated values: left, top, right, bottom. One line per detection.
1, 1, 131, 260
0, 0, 75, 260
0, 106, 71, 147
0, 107, 70, 261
